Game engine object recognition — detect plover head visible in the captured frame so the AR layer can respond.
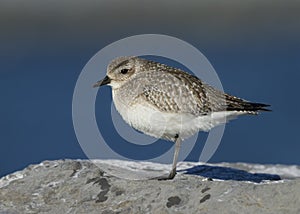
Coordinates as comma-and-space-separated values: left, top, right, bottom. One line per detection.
93, 56, 138, 89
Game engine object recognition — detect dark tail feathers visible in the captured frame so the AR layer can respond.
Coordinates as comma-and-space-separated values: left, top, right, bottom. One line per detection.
226, 101, 271, 113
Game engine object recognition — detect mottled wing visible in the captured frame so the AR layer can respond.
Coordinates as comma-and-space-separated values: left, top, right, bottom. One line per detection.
142, 85, 181, 112
137, 65, 215, 115
168, 61, 270, 113
139, 60, 270, 115
176, 74, 271, 114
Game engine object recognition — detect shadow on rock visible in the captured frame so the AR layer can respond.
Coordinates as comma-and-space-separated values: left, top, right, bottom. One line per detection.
178, 165, 281, 183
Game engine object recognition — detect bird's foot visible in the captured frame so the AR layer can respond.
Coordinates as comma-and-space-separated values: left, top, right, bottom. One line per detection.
150, 169, 177, 180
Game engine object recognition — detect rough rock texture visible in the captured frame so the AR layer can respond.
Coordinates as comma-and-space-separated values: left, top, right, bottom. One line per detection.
1, 160, 300, 214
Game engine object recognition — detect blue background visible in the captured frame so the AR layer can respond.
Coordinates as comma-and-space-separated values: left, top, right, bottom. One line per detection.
1, 1, 300, 177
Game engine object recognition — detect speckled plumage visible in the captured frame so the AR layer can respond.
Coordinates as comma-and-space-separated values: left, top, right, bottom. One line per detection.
93, 56, 270, 180
95, 56, 270, 140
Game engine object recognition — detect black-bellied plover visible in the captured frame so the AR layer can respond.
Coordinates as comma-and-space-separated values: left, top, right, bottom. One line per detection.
93, 56, 270, 180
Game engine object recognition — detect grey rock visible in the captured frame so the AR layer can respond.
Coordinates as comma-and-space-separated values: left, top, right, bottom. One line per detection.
1, 160, 300, 214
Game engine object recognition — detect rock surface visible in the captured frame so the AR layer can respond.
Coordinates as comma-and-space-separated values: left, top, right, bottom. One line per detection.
1, 159, 300, 214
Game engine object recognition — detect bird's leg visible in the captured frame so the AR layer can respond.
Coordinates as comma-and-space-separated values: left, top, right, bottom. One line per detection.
157, 134, 182, 180
169, 135, 181, 179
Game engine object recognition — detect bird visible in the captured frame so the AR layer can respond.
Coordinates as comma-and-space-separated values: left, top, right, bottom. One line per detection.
93, 56, 270, 180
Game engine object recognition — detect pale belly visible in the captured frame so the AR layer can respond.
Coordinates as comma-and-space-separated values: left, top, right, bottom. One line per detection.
112, 91, 245, 141
115, 102, 199, 141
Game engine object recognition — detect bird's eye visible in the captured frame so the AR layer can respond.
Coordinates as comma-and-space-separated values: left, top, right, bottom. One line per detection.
120, 68, 129, 74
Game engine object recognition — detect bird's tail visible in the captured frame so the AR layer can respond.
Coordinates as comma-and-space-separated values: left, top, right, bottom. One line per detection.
225, 94, 271, 113
234, 102, 271, 114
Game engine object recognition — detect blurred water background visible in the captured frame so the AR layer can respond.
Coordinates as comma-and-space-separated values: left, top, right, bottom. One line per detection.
1, 0, 300, 177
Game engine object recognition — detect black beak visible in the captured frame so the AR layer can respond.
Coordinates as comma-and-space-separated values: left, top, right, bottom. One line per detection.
93, 76, 111, 88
